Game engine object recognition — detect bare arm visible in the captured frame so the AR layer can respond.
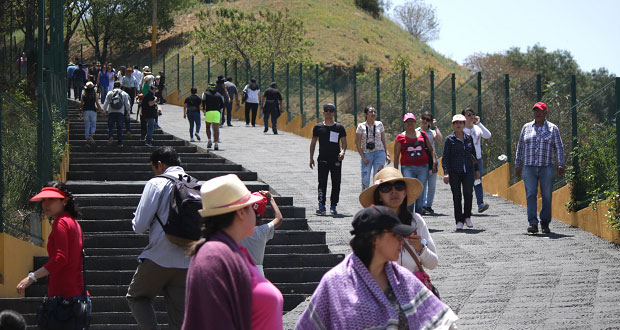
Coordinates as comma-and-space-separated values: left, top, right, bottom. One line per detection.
267, 194, 283, 230
393, 140, 401, 170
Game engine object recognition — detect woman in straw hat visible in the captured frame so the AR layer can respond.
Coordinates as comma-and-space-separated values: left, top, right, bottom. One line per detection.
359, 167, 438, 274
296, 205, 457, 330
182, 174, 283, 330
79, 81, 103, 145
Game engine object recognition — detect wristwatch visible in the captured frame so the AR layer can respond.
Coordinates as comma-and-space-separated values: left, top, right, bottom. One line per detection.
28, 272, 37, 283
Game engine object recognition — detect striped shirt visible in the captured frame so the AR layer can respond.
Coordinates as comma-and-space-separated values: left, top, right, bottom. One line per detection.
515, 120, 564, 168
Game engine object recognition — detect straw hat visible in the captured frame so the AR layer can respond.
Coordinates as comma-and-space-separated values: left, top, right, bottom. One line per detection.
85, 81, 95, 89
359, 167, 423, 208
199, 174, 263, 217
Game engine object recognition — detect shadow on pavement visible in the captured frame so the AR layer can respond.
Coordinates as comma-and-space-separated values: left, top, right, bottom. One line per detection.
456, 229, 486, 234
523, 232, 575, 239
428, 229, 444, 233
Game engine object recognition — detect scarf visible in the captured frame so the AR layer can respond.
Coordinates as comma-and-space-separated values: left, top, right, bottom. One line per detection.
296, 254, 457, 330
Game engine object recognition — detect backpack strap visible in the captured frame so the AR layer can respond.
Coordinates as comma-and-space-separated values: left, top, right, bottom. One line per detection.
153, 174, 177, 228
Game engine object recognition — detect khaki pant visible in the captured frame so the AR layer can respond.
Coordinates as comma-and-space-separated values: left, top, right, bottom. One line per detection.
126, 258, 187, 330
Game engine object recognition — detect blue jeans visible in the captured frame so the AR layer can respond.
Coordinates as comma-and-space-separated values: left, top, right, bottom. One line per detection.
423, 171, 438, 208
474, 157, 485, 206
263, 109, 279, 132
107, 112, 124, 145
360, 150, 386, 190
145, 118, 156, 144
187, 110, 201, 138
125, 114, 131, 133
100, 85, 109, 103
83, 110, 97, 139
522, 165, 555, 226
401, 164, 428, 214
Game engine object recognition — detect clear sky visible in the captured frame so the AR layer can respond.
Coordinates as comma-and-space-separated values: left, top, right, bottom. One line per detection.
387, 0, 619, 75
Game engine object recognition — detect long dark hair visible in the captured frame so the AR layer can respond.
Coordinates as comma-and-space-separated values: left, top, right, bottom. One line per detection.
44, 181, 81, 219
248, 78, 258, 91
83, 88, 96, 102
187, 210, 236, 257
373, 189, 413, 225
350, 229, 382, 268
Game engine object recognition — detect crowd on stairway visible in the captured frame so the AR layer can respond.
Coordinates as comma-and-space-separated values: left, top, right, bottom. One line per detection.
6, 60, 566, 330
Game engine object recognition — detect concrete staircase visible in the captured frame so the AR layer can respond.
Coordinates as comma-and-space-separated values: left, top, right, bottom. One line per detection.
0, 103, 344, 329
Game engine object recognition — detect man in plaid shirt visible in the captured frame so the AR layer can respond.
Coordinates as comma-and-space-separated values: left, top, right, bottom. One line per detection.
515, 102, 565, 234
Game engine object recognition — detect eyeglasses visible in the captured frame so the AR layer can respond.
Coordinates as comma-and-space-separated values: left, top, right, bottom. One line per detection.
422, 117, 432, 122
465, 113, 475, 117
378, 180, 407, 193
324, 109, 335, 113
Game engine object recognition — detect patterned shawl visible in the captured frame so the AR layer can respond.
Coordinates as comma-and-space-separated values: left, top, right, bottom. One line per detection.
296, 254, 457, 330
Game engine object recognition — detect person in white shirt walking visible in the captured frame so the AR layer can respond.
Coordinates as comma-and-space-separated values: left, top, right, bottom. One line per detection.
462, 108, 491, 213
127, 147, 191, 330
416, 111, 443, 215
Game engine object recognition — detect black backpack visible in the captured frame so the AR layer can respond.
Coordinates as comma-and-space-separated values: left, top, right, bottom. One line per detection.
110, 90, 124, 110
154, 173, 203, 247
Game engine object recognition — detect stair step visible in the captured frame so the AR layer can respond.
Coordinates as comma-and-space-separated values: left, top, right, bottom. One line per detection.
67, 170, 257, 181
70, 163, 243, 172
84, 243, 327, 256
71, 157, 224, 164
65, 180, 269, 194
69, 133, 175, 140
70, 152, 216, 159
75, 195, 293, 207
71, 140, 187, 147
70, 145, 198, 153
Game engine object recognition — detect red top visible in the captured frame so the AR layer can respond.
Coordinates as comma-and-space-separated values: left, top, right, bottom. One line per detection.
396, 131, 429, 166
44, 212, 86, 298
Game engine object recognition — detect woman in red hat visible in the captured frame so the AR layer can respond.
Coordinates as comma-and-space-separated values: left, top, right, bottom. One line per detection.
16, 182, 90, 308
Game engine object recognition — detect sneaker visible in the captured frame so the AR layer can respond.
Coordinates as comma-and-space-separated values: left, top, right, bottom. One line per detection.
108, 137, 114, 145
541, 223, 551, 234
330, 206, 337, 215
118, 144, 123, 147
190, 138, 195, 142
252, 124, 256, 127
425, 207, 435, 215
246, 124, 250, 127
207, 140, 212, 148
456, 222, 464, 230
527, 225, 539, 234
273, 130, 278, 135
195, 133, 201, 141
126, 131, 132, 137
478, 203, 490, 213
144, 143, 153, 147
214, 143, 219, 151
227, 123, 233, 127
465, 218, 473, 228
264, 127, 268, 133
421, 208, 428, 215
316, 205, 326, 216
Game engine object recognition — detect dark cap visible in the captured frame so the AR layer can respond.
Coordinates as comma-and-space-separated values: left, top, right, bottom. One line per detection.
323, 103, 336, 111
350, 205, 415, 236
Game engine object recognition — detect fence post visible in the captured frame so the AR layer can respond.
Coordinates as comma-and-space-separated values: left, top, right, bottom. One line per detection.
258, 61, 262, 90
536, 74, 542, 101
505, 74, 511, 164
333, 66, 337, 122
176, 53, 180, 95
430, 71, 435, 118
245, 60, 249, 85
234, 59, 238, 86
376, 68, 381, 121
80, 44, 83, 63
2, 36, 5, 79
571, 74, 578, 172
477, 72, 482, 119
191, 55, 195, 88
353, 65, 358, 127
208, 58, 211, 83
616, 77, 620, 191
163, 53, 166, 75
402, 69, 406, 117
315, 64, 319, 120
451, 73, 456, 116
300, 63, 303, 119
224, 59, 228, 78
37, 0, 46, 184
0, 92, 3, 232
271, 62, 275, 83
286, 63, 289, 115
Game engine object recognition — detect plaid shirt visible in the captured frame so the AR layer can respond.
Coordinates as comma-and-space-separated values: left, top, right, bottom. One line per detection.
442, 133, 477, 174
515, 120, 564, 168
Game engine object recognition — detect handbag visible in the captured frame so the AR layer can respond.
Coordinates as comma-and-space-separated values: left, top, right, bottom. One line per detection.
420, 130, 434, 170
402, 242, 440, 299
37, 223, 91, 330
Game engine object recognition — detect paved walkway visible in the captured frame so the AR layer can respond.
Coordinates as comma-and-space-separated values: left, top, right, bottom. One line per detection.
158, 104, 620, 330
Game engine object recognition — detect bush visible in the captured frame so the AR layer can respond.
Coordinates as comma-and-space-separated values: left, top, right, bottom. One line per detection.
355, 0, 383, 18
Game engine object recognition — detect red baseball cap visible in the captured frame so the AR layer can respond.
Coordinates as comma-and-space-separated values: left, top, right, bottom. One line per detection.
30, 187, 67, 202
251, 192, 268, 216
533, 102, 547, 111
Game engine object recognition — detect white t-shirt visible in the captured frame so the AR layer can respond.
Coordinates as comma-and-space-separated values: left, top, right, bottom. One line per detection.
243, 85, 260, 104
397, 213, 438, 273
356, 121, 385, 153
464, 123, 492, 159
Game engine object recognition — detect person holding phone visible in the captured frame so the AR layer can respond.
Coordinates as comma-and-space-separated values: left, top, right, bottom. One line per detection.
359, 168, 438, 273
416, 111, 442, 215
462, 108, 491, 213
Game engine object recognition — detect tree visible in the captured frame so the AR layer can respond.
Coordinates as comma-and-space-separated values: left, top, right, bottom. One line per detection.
354, 0, 383, 18
191, 8, 313, 65
505, 44, 579, 86
393, 0, 439, 43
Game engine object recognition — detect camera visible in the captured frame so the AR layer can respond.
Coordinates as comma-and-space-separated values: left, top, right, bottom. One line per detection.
366, 141, 375, 150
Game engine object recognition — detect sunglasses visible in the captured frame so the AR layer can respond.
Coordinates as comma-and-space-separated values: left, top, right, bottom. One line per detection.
422, 117, 432, 122
465, 113, 475, 117
378, 180, 407, 193
324, 109, 335, 113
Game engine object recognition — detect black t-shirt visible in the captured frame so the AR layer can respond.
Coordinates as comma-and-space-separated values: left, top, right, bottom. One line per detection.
313, 122, 347, 162
202, 88, 224, 111
141, 93, 157, 118
263, 88, 282, 112
184, 95, 201, 111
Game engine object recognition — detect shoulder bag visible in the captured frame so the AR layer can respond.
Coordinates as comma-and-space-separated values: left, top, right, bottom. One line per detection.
402, 242, 440, 299
37, 223, 91, 330
420, 130, 434, 170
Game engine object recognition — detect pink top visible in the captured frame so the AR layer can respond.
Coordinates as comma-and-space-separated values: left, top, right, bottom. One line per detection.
239, 244, 284, 330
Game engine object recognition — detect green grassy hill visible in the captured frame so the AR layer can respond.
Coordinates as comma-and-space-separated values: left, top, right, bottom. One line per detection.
70, 0, 469, 78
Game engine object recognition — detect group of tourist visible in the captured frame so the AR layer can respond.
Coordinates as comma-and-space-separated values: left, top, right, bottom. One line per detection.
69, 60, 168, 147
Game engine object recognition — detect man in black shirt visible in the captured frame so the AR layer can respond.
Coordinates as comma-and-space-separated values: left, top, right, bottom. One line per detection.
309, 103, 347, 215
262, 82, 283, 134
141, 86, 159, 146
184, 87, 202, 142
201, 83, 225, 150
